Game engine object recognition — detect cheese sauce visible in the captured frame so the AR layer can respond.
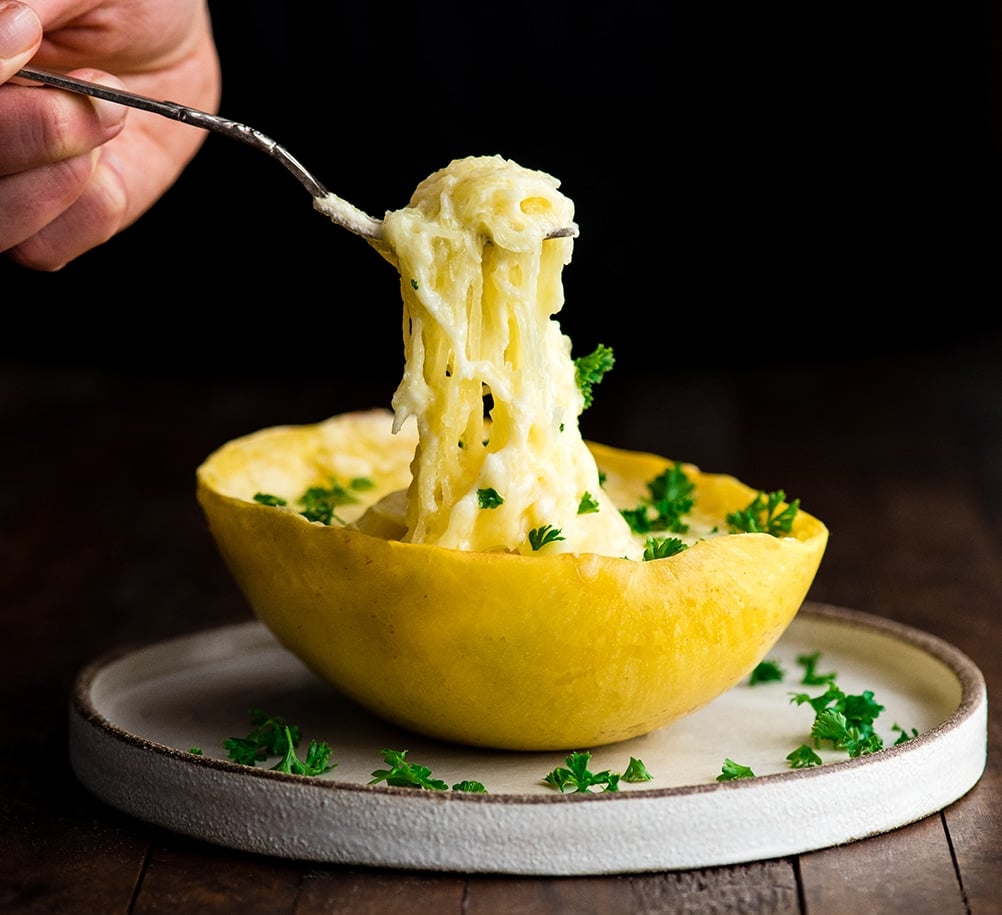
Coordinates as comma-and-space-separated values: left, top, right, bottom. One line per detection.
378, 156, 640, 558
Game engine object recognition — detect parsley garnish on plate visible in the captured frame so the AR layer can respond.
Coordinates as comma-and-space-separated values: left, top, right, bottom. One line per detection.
223, 709, 334, 777
452, 780, 489, 793
748, 658, 785, 685
796, 650, 837, 685
717, 758, 756, 781
369, 748, 449, 790
271, 726, 336, 776
208, 649, 920, 790
786, 744, 824, 768
737, 651, 919, 771
223, 709, 300, 765
368, 749, 487, 792
789, 660, 902, 759
623, 756, 654, 783
543, 751, 653, 793
544, 751, 621, 793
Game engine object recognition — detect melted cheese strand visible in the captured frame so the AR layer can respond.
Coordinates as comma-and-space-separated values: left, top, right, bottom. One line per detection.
381, 156, 638, 558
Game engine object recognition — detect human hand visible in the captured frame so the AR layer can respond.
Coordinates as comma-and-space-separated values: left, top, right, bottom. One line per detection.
0, 0, 220, 270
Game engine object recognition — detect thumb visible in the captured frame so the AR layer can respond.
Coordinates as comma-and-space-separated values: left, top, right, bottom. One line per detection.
0, 1, 42, 82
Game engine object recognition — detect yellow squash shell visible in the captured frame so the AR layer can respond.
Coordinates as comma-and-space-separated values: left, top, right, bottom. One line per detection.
196, 410, 828, 751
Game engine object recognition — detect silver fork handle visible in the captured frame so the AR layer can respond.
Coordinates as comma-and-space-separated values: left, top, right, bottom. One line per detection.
14, 66, 387, 242
17, 67, 325, 197
12, 67, 576, 253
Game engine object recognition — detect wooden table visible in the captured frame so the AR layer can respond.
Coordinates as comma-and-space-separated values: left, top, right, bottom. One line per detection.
2, 338, 999, 914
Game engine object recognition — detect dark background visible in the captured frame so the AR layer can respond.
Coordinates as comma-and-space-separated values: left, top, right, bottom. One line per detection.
3, 3, 1001, 384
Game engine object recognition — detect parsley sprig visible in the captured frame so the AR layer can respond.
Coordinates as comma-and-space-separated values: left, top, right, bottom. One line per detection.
223, 709, 334, 776
223, 709, 300, 765
717, 758, 756, 781
791, 683, 886, 758
272, 726, 336, 776
368, 749, 487, 792
748, 658, 784, 685
543, 751, 652, 793
740, 651, 919, 774
727, 490, 800, 536
574, 344, 615, 410
642, 536, 688, 561
621, 463, 695, 535
369, 748, 449, 790
529, 524, 565, 551
796, 650, 837, 685
477, 488, 504, 510
254, 476, 374, 527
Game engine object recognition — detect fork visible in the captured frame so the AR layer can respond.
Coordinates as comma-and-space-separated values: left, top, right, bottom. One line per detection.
14, 66, 578, 262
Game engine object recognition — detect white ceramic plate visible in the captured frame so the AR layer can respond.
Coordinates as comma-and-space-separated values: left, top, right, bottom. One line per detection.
69, 602, 987, 875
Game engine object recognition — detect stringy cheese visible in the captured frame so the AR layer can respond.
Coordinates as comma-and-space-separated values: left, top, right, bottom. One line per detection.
370, 155, 639, 559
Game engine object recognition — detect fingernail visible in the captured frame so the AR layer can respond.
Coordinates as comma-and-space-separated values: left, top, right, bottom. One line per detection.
0, 1, 41, 59
88, 77, 130, 129
66, 69, 130, 128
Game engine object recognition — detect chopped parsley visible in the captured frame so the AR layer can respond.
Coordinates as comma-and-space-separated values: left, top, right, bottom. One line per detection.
786, 744, 823, 768
622, 463, 695, 534
796, 650, 837, 685
369, 749, 449, 790
271, 726, 336, 776
791, 677, 888, 758
223, 709, 301, 765
736, 651, 918, 771
543, 751, 653, 793
717, 758, 755, 781
252, 492, 287, 507
477, 488, 504, 509
223, 709, 334, 776
623, 756, 654, 783
255, 477, 374, 526
528, 524, 565, 551
810, 707, 884, 758
577, 491, 600, 514
299, 480, 360, 525
368, 749, 486, 792
574, 344, 615, 410
748, 658, 785, 685
727, 490, 800, 536
452, 779, 489, 793
642, 536, 688, 561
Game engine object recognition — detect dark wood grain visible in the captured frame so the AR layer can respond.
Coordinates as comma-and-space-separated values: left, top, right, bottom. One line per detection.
1, 337, 999, 914
133, 843, 303, 914
799, 817, 966, 915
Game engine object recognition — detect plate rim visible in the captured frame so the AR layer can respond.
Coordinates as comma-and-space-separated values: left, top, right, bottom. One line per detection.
68, 601, 989, 872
